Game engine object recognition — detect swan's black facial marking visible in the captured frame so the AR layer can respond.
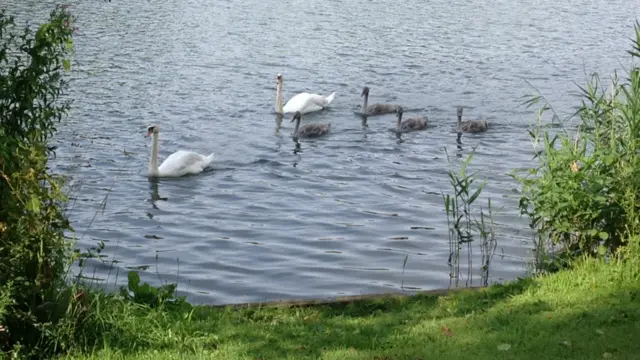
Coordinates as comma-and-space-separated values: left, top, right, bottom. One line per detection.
146, 126, 158, 137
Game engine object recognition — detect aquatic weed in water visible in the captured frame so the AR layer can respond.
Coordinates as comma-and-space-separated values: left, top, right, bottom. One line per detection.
442, 147, 496, 287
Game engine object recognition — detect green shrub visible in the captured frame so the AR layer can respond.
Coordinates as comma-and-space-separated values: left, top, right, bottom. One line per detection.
119, 271, 186, 309
515, 22, 640, 263
0, 5, 78, 357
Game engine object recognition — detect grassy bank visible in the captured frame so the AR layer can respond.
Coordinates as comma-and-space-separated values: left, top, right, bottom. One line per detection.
59, 256, 640, 360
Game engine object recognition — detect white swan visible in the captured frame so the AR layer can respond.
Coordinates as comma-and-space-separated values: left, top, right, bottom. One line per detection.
275, 73, 336, 115
146, 125, 215, 178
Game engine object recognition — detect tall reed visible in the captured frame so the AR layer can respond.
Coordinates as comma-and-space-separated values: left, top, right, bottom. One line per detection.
442, 148, 497, 287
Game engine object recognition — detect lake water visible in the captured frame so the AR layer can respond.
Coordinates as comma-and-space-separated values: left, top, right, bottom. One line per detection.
6, 0, 640, 305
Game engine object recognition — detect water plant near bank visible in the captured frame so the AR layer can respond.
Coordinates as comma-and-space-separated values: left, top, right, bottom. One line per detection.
442, 148, 497, 287
514, 21, 640, 269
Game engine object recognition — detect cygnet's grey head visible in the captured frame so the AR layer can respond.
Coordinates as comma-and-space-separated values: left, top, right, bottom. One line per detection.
457, 107, 464, 117
396, 106, 404, 118
361, 86, 370, 97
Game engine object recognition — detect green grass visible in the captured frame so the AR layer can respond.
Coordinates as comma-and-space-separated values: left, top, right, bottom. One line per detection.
60, 258, 640, 360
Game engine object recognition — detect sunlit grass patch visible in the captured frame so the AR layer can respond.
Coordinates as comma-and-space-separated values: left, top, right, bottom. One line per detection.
57, 256, 640, 360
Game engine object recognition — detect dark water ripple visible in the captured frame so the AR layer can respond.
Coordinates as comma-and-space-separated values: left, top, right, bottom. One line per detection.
5, 0, 640, 304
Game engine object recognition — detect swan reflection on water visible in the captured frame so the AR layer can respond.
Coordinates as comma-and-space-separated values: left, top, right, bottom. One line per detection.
292, 137, 302, 156
395, 130, 404, 144
147, 178, 168, 215
146, 179, 159, 219
291, 136, 306, 168
456, 132, 464, 158
274, 113, 284, 134
359, 114, 370, 141
359, 114, 368, 129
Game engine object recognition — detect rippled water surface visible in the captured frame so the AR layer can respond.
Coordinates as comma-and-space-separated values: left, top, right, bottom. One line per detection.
6, 0, 640, 304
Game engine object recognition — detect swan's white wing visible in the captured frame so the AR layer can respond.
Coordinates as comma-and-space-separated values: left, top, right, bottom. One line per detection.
306, 93, 330, 107
158, 150, 210, 177
283, 93, 317, 114
283, 91, 336, 115
324, 92, 336, 105
200, 153, 215, 168
301, 92, 336, 113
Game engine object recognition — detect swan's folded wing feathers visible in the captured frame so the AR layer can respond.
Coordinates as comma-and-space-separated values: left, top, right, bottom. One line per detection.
367, 103, 398, 115
298, 124, 329, 137
307, 94, 329, 108
400, 117, 427, 132
461, 120, 487, 133
284, 93, 319, 114
157, 150, 207, 176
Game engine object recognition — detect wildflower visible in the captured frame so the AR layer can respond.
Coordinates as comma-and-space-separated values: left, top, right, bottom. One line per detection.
570, 161, 579, 173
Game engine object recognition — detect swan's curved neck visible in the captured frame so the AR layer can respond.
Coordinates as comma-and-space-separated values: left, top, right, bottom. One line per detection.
149, 132, 160, 176
293, 118, 301, 135
276, 80, 284, 114
362, 93, 369, 112
396, 113, 402, 132
456, 114, 462, 128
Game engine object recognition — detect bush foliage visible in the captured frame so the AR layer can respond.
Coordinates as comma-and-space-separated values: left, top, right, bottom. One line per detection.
0, 5, 77, 357
516, 22, 640, 262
